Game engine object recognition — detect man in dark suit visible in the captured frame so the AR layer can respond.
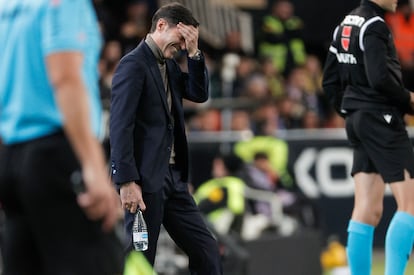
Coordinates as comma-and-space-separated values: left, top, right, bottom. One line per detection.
110, 2, 222, 274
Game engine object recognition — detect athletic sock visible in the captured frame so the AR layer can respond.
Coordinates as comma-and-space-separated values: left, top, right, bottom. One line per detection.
346, 220, 375, 275
385, 211, 414, 275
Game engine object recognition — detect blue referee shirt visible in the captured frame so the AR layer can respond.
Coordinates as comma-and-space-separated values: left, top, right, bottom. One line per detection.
0, 0, 102, 145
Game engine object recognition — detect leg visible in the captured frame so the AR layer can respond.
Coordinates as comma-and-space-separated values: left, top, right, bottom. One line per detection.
163, 168, 222, 275
19, 134, 124, 275
0, 146, 43, 274
1, 209, 43, 274
346, 109, 414, 275
389, 171, 414, 215
347, 172, 385, 275
385, 171, 414, 275
352, 173, 385, 226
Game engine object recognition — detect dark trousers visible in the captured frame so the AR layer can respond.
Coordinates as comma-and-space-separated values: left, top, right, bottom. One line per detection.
0, 132, 124, 275
124, 165, 223, 275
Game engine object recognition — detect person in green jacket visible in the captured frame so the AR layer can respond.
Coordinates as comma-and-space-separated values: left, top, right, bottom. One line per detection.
124, 251, 156, 275
193, 154, 246, 235
258, 0, 307, 77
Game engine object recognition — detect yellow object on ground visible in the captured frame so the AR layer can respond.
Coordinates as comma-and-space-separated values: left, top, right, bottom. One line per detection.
320, 241, 347, 270
124, 251, 156, 275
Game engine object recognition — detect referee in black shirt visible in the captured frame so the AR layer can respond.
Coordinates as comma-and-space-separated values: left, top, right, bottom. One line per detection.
323, 0, 414, 274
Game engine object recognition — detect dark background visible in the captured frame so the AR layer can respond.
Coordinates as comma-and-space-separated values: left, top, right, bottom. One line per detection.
247, 0, 361, 61
101, 0, 361, 62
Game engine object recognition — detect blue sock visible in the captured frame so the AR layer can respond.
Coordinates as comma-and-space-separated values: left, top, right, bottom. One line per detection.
385, 211, 414, 275
346, 220, 375, 275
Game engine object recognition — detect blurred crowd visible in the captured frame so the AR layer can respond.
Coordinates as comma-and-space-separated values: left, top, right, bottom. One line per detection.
95, 0, 414, 135
94, 0, 332, 241
95, 0, 346, 140
2, 1, 414, 272
93, 0, 414, 241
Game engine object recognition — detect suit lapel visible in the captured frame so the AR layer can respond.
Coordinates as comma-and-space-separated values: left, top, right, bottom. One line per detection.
141, 43, 171, 116
165, 60, 185, 130
165, 61, 177, 109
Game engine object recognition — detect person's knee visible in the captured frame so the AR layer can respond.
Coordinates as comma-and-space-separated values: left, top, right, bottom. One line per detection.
390, 177, 414, 214
353, 203, 383, 226
370, 208, 383, 226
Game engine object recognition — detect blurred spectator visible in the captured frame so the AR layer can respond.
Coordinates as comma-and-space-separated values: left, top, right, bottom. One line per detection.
241, 152, 280, 217
233, 118, 293, 188
187, 108, 222, 132
240, 73, 271, 100
221, 30, 246, 56
103, 40, 123, 64
193, 153, 247, 235
258, 0, 307, 77
231, 109, 253, 131
218, 30, 251, 99
205, 53, 223, 98
99, 40, 123, 110
301, 109, 321, 129
285, 66, 330, 127
232, 55, 259, 97
385, 0, 414, 91
99, 40, 122, 156
236, 150, 318, 229
250, 101, 283, 134
259, 56, 286, 100
304, 55, 324, 94
120, 0, 151, 54
305, 55, 332, 122
277, 95, 304, 129
220, 53, 240, 98
93, 0, 119, 41
286, 67, 319, 113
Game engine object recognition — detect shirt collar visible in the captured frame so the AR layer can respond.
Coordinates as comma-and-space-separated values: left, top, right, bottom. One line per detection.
361, 0, 386, 17
145, 34, 165, 64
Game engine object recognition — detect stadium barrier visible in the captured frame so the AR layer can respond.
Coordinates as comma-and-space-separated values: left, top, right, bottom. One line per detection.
188, 128, 407, 247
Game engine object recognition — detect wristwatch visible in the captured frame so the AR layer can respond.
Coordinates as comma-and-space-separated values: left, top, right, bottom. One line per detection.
189, 49, 202, 61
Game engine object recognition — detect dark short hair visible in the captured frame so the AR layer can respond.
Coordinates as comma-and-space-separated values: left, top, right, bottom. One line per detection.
150, 2, 199, 32
217, 153, 244, 174
253, 151, 269, 161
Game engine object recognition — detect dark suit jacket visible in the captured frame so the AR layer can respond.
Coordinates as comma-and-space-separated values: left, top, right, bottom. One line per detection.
110, 41, 208, 193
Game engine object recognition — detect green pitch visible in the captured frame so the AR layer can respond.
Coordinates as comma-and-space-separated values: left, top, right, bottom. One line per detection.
324, 249, 414, 275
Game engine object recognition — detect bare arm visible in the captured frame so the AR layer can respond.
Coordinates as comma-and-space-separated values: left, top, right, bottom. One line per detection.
46, 52, 120, 231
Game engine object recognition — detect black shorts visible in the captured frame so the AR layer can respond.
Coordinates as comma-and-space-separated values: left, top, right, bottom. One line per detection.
345, 109, 414, 183
0, 131, 124, 275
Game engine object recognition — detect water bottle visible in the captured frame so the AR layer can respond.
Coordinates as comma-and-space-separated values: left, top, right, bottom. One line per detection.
132, 209, 148, 251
